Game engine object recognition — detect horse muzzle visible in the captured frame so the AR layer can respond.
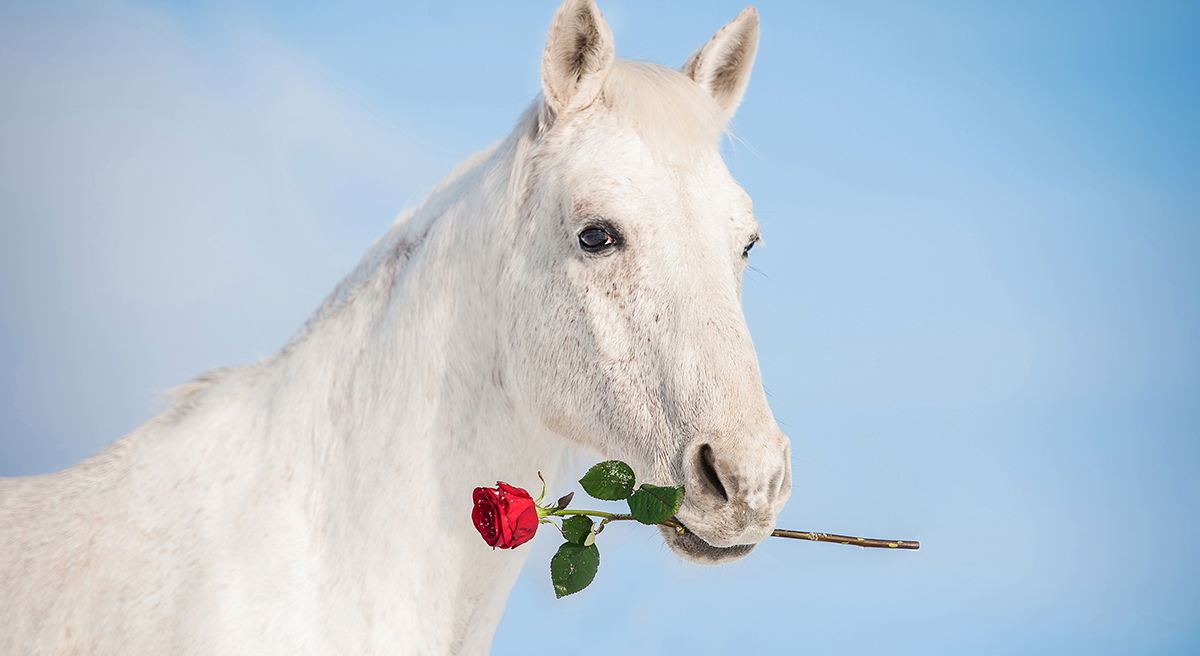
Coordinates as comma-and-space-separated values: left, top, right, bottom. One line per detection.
661, 432, 792, 563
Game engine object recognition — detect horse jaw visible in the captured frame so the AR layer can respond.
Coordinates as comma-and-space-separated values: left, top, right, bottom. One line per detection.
658, 525, 757, 565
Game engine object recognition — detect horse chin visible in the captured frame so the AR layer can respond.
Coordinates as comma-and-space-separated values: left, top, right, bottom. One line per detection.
658, 524, 756, 565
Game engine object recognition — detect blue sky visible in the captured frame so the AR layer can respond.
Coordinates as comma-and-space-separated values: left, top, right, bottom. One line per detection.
1, 1, 1197, 653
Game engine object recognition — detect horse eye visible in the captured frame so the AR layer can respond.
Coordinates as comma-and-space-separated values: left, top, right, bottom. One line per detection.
579, 227, 617, 252
743, 235, 760, 258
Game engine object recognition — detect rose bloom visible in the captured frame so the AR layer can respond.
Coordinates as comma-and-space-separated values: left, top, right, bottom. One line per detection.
472, 482, 539, 549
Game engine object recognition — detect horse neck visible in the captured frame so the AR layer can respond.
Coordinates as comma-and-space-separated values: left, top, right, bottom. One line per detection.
244, 126, 564, 650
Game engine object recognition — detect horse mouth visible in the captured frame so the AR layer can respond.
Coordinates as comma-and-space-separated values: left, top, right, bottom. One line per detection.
658, 522, 756, 565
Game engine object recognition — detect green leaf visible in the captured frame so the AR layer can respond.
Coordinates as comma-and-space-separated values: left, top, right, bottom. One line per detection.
561, 515, 593, 546
627, 484, 685, 525
578, 460, 636, 500
550, 543, 600, 598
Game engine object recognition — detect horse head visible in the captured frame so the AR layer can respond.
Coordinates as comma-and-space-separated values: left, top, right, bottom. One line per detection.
510, 0, 791, 564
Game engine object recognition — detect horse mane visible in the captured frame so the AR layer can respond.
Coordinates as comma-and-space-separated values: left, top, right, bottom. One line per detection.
164, 367, 241, 407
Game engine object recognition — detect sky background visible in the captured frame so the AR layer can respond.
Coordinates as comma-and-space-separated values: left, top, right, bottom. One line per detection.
2, 0, 1198, 653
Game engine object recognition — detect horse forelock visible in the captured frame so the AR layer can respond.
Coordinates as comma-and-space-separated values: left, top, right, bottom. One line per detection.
598, 60, 725, 159
531, 59, 725, 164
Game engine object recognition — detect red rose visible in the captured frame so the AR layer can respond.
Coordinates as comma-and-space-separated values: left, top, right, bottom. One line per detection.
472, 482, 540, 549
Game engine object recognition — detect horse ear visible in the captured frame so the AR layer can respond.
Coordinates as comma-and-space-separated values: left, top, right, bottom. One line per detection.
541, 0, 615, 116
682, 7, 760, 122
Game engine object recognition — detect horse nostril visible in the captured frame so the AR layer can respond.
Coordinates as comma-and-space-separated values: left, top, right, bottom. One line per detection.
697, 444, 729, 503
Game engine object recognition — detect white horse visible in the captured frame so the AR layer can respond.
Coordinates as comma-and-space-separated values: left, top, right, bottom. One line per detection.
0, 1, 791, 653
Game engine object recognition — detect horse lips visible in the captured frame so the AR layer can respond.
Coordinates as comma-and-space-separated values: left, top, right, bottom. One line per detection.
472, 482, 539, 549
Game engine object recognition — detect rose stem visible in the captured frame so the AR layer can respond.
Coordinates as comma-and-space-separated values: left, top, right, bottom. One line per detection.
546, 509, 920, 549
545, 509, 631, 520
770, 529, 920, 550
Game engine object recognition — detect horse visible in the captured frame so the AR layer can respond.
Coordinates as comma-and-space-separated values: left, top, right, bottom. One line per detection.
0, 1, 792, 653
